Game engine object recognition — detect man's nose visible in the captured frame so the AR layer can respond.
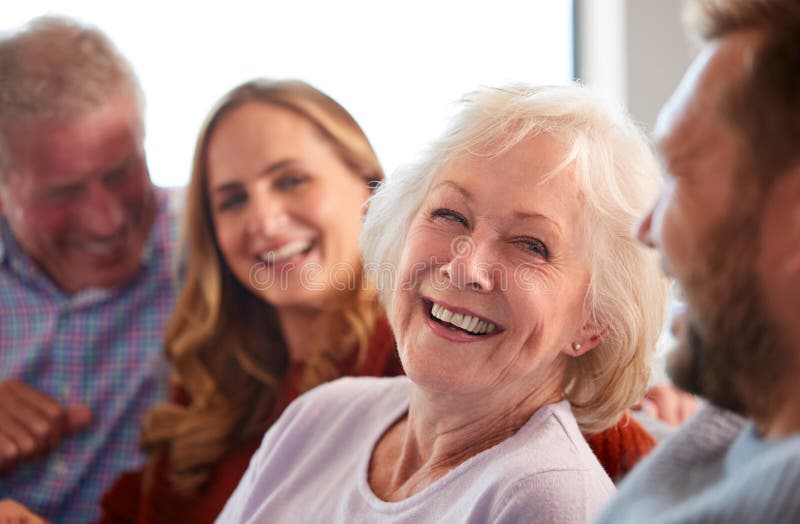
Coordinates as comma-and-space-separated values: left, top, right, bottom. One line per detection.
634, 207, 657, 248
79, 182, 125, 237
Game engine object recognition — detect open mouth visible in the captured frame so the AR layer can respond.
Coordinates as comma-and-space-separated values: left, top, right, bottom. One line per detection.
77, 235, 130, 262
423, 299, 499, 336
258, 239, 316, 266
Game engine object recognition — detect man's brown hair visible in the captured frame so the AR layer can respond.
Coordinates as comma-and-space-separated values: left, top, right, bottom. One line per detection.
686, 0, 800, 183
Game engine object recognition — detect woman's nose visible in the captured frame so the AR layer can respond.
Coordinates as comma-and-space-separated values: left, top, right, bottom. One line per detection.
439, 235, 496, 292
247, 195, 289, 238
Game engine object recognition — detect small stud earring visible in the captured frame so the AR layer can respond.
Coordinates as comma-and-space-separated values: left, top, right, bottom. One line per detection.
572, 342, 582, 353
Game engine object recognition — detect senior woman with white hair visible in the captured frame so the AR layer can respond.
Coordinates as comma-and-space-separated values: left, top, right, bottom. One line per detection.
217, 83, 667, 523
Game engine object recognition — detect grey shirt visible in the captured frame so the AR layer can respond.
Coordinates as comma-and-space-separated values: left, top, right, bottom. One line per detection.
595, 405, 800, 524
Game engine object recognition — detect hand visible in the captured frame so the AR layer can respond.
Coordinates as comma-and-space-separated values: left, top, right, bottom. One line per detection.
0, 380, 91, 473
635, 383, 699, 426
0, 498, 49, 523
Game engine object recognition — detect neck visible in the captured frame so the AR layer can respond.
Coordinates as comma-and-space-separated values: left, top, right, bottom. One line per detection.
407, 374, 563, 465
276, 306, 326, 361
371, 364, 564, 501
758, 389, 800, 439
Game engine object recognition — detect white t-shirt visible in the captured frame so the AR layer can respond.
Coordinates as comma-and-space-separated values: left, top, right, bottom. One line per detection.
218, 376, 614, 524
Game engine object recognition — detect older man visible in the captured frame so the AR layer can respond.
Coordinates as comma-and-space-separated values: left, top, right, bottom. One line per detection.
0, 17, 178, 522
596, 0, 800, 522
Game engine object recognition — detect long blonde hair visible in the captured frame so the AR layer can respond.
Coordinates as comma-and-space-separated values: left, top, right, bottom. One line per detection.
142, 79, 384, 495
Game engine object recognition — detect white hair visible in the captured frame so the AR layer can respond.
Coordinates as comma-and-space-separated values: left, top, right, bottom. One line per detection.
361, 83, 668, 433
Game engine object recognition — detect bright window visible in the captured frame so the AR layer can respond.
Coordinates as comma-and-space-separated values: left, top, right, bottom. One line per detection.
4, 1, 574, 187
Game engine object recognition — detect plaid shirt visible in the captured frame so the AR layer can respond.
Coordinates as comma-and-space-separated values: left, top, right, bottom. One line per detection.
0, 188, 180, 523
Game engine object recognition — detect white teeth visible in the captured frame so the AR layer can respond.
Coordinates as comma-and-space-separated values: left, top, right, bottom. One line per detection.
260, 240, 312, 264
429, 301, 497, 335
83, 239, 124, 255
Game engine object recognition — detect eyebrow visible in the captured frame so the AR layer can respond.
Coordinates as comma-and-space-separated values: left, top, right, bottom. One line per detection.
431, 179, 473, 200
36, 154, 140, 197
212, 158, 299, 195
513, 211, 563, 237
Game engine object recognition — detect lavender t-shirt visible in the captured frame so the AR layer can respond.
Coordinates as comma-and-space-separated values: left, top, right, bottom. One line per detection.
218, 376, 614, 524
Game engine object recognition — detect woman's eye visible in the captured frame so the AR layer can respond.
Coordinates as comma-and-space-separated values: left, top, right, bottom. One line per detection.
520, 238, 549, 259
275, 174, 308, 190
217, 193, 247, 212
431, 208, 469, 227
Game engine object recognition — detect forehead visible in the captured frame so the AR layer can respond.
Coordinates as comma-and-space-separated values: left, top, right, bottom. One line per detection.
6, 93, 143, 187
655, 31, 759, 162
210, 103, 319, 156
433, 133, 581, 228
206, 102, 328, 181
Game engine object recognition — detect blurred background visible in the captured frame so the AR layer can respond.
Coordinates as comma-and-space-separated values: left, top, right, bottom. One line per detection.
2, 1, 692, 187
3, 0, 576, 187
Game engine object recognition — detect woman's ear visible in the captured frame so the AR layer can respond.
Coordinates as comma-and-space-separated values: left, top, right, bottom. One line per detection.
564, 324, 607, 357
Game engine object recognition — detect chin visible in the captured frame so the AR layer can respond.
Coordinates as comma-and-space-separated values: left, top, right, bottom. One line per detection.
667, 290, 790, 420
665, 320, 707, 399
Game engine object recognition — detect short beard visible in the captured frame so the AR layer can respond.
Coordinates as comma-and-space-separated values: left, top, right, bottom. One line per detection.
667, 213, 792, 423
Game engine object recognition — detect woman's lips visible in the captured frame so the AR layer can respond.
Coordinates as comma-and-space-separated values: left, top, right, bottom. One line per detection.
421, 298, 502, 341
258, 239, 315, 265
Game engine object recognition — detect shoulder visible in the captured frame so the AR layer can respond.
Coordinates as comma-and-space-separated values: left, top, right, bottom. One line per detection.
506, 401, 611, 474
241, 377, 410, 492
623, 404, 746, 479
490, 468, 614, 524
147, 186, 183, 276
594, 407, 756, 524
261, 376, 410, 444
479, 402, 614, 523
152, 186, 182, 244
723, 429, 800, 519
290, 375, 409, 417
150, 185, 184, 219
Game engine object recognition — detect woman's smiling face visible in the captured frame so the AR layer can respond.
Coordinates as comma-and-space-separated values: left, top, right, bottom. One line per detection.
206, 101, 371, 310
392, 133, 597, 398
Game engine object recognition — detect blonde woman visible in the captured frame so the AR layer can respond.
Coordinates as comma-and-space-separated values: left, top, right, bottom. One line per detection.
99, 79, 403, 523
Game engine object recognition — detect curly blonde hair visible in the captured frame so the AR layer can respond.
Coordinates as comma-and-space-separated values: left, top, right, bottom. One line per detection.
142, 79, 384, 495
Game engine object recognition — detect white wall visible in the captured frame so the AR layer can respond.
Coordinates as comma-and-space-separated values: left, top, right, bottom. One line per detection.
625, 0, 693, 131
575, 0, 693, 132
3, 1, 574, 187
